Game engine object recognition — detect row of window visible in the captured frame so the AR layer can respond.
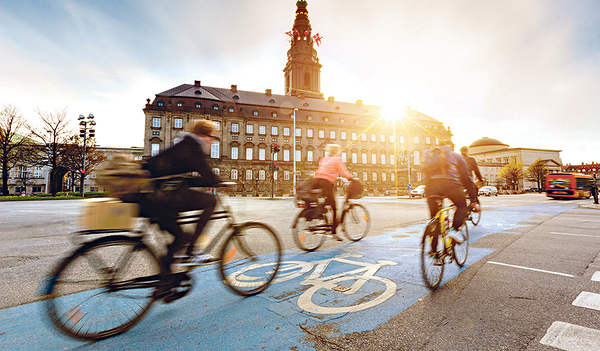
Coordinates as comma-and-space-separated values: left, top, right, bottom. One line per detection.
223, 169, 398, 182
8, 166, 45, 178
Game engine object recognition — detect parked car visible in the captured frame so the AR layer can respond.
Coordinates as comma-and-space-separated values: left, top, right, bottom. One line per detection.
478, 186, 498, 196
410, 185, 426, 198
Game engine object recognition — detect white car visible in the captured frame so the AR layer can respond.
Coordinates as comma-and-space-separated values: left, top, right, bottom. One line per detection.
478, 186, 498, 196
410, 185, 426, 198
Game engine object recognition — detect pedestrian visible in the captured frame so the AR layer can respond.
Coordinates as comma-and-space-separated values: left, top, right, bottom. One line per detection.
592, 174, 599, 205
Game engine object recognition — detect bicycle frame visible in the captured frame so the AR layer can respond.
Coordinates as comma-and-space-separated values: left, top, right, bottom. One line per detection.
428, 204, 455, 259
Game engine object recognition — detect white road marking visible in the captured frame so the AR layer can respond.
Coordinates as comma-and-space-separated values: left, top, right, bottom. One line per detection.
573, 291, 600, 311
550, 232, 600, 238
487, 261, 574, 277
591, 271, 600, 282
540, 321, 600, 351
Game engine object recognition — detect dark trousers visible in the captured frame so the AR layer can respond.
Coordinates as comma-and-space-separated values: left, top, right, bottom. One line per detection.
426, 179, 468, 231
311, 178, 338, 233
140, 183, 216, 268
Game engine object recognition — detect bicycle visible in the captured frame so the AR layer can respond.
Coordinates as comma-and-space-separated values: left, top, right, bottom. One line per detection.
42, 182, 282, 341
291, 181, 370, 251
466, 197, 481, 226
420, 195, 469, 290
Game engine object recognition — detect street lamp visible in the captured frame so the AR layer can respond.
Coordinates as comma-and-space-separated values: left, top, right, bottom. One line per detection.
293, 108, 298, 196
78, 114, 95, 197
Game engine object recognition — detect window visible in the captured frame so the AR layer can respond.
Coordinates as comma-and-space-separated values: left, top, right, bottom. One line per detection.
417, 172, 422, 182
341, 132, 346, 140
211, 143, 219, 158
212, 168, 220, 175
352, 132, 357, 141
259, 148, 266, 160
33, 167, 43, 178
400, 136, 405, 144
391, 173, 395, 182
372, 172, 377, 181
382, 173, 387, 182
271, 112, 277, 118
390, 135, 394, 143
246, 124, 253, 134
253, 110, 259, 116
362, 153, 367, 164
273, 153, 278, 161
213, 104, 219, 110
324, 116, 329, 122
231, 169, 238, 180
246, 148, 253, 160
318, 130, 325, 138
371, 134, 376, 142
177, 101, 183, 107
372, 153, 377, 164
284, 149, 290, 161
295, 150, 301, 162
352, 153, 357, 163
158, 101, 164, 107
363, 172, 368, 181
259, 170, 266, 180
307, 115, 313, 121
435, 138, 439, 145
152, 118, 161, 128
413, 150, 420, 165
307, 129, 313, 138
284, 171, 290, 180
271, 126, 278, 135
246, 170, 253, 180
340, 118, 345, 123
213, 121, 220, 130
283, 127, 290, 136
425, 137, 431, 145
174, 118, 183, 129
231, 147, 238, 159
195, 102, 201, 108
152, 131, 160, 136
295, 128, 301, 137
307, 150, 313, 162
361, 134, 367, 141
381, 154, 386, 165
341, 152, 347, 162
232, 123, 239, 133
151, 144, 159, 156
380, 135, 385, 143
229, 107, 234, 113
356, 120, 360, 125
273, 171, 278, 181
259, 125, 266, 135
330, 131, 335, 139
414, 136, 419, 144
390, 155, 395, 165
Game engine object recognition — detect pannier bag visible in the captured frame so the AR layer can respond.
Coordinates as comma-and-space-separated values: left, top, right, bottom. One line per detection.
97, 154, 152, 201
346, 179, 364, 199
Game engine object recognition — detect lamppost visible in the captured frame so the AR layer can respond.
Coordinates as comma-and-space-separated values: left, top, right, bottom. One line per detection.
292, 108, 298, 196
78, 114, 95, 197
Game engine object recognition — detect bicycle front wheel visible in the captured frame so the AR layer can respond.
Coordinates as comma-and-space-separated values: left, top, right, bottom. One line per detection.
43, 235, 163, 340
469, 209, 481, 226
292, 208, 327, 251
421, 219, 445, 290
219, 222, 282, 296
341, 203, 370, 241
452, 223, 469, 267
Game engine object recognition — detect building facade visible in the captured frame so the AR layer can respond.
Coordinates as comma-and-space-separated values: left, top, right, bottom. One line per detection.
141, 1, 453, 195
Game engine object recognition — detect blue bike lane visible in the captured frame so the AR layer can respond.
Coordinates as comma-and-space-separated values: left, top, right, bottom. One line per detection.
0, 202, 579, 350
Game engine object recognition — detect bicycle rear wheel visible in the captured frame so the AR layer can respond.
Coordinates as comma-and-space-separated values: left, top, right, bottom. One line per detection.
219, 222, 282, 296
341, 203, 370, 241
452, 223, 469, 267
421, 219, 445, 290
43, 235, 163, 340
292, 208, 327, 251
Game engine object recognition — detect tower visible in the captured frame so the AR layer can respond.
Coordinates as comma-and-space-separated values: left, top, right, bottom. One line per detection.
283, 0, 323, 99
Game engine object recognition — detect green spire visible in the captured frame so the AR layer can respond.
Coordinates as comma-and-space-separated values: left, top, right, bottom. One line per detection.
296, 0, 308, 7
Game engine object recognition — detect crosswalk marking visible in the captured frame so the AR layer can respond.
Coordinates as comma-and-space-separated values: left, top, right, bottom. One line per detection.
540, 321, 600, 351
573, 291, 600, 311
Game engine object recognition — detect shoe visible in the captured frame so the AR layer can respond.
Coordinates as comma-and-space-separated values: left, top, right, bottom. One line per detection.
176, 253, 216, 266
447, 228, 464, 244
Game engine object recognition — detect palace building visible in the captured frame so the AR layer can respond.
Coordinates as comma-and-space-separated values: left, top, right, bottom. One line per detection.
142, 0, 453, 195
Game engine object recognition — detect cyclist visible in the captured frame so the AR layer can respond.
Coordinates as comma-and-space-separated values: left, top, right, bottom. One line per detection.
460, 146, 484, 187
312, 144, 353, 239
423, 140, 480, 244
139, 120, 222, 268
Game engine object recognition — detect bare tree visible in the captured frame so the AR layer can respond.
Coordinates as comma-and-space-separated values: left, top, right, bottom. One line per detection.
0, 104, 36, 196
526, 158, 549, 191
28, 108, 73, 196
61, 137, 106, 192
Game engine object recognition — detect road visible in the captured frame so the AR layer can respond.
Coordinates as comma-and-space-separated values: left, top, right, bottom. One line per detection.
1, 194, 599, 350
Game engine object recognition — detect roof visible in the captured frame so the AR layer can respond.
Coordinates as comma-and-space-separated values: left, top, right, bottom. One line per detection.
469, 137, 509, 148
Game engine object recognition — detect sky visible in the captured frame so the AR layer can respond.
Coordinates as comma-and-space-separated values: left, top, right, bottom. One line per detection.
1, 0, 599, 165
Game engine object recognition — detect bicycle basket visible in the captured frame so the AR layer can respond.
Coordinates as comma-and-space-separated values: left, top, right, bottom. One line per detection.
346, 179, 364, 199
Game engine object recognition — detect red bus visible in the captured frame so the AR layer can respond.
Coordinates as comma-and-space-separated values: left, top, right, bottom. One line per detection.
545, 172, 593, 199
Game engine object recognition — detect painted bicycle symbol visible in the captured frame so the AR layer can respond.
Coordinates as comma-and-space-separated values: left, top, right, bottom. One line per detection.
226, 254, 398, 314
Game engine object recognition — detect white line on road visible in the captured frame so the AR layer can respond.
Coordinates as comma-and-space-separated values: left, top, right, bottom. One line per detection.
540, 321, 600, 351
487, 261, 575, 277
592, 271, 600, 282
550, 232, 600, 238
573, 291, 600, 311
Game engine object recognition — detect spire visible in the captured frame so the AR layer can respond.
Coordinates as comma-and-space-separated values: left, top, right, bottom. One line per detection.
283, 1, 323, 99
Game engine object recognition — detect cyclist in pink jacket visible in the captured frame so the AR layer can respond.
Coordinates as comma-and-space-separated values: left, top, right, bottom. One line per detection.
313, 144, 353, 237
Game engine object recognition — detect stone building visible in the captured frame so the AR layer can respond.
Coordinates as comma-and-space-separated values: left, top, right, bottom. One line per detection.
141, 1, 453, 196
562, 162, 600, 177
467, 137, 562, 190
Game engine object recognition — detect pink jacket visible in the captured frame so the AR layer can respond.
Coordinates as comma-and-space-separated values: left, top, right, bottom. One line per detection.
314, 156, 353, 184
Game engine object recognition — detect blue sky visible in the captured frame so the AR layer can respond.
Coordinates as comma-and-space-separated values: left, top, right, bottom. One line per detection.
1, 0, 599, 165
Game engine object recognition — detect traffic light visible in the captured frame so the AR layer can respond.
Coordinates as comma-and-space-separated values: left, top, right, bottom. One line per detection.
81, 169, 86, 175
88, 129, 95, 138
270, 144, 274, 153
80, 129, 85, 137
269, 162, 272, 171
273, 162, 278, 171
273, 144, 280, 153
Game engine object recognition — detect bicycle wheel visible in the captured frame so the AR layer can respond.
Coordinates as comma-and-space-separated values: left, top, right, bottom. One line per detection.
292, 208, 327, 251
341, 203, 370, 241
421, 219, 444, 290
43, 235, 163, 340
219, 222, 282, 296
469, 208, 481, 226
452, 223, 469, 267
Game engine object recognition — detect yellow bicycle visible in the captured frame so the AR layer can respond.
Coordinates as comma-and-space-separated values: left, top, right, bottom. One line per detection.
420, 195, 469, 290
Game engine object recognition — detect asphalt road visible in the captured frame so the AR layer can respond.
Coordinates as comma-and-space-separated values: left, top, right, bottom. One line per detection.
1, 194, 599, 350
